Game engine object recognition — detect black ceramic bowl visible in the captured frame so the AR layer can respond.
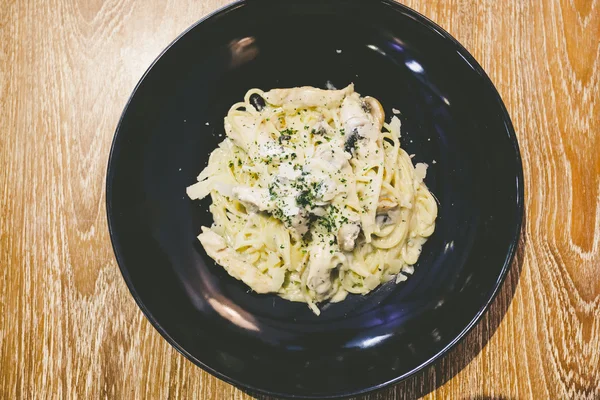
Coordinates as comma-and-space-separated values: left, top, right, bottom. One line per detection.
106, 0, 524, 398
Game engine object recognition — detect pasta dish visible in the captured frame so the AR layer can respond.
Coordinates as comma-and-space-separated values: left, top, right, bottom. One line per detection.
187, 84, 437, 315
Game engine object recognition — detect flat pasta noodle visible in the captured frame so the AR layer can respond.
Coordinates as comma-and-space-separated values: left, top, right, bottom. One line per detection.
187, 85, 437, 315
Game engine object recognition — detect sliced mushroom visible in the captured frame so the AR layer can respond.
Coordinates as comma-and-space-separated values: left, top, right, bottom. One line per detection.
344, 129, 359, 154
249, 93, 266, 111
363, 96, 385, 128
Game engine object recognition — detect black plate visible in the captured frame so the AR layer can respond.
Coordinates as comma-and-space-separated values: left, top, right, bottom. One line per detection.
106, 0, 524, 398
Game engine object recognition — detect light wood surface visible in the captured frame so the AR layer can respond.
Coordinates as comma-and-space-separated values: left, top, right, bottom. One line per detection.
1, 0, 599, 398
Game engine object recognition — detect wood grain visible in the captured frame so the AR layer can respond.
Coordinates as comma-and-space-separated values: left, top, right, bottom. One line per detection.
1, 0, 598, 398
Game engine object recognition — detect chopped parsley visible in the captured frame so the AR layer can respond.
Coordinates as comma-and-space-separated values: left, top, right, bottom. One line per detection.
268, 182, 279, 200
296, 190, 315, 208
280, 128, 297, 137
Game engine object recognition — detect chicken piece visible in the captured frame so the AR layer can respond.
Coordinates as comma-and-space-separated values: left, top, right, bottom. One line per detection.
340, 93, 385, 136
337, 223, 361, 252
305, 240, 342, 300
341, 93, 371, 133
232, 186, 273, 213
363, 96, 385, 130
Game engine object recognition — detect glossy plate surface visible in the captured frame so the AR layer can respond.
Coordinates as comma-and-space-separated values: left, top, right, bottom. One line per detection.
106, 0, 524, 397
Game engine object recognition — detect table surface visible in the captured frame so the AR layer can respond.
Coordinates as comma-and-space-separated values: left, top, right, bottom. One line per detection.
1, 0, 599, 398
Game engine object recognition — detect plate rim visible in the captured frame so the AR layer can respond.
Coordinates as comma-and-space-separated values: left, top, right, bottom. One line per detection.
105, 0, 525, 398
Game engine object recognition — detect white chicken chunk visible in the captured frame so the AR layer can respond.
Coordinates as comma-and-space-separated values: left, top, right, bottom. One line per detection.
232, 186, 273, 213
306, 239, 343, 300
341, 93, 372, 134
337, 223, 361, 252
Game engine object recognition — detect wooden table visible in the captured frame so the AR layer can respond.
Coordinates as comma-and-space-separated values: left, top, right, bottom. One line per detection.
1, 0, 599, 398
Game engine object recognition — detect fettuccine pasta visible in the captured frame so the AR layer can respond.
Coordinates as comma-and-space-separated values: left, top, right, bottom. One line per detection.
187, 84, 437, 315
